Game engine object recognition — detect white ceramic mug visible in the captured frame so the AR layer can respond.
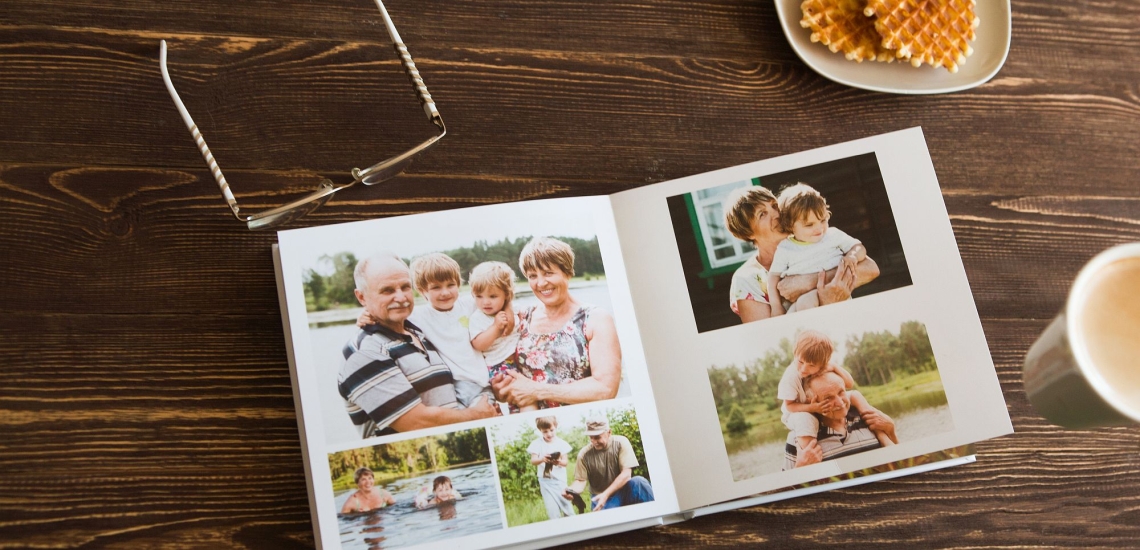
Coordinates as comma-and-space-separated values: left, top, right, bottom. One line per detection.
1022, 243, 1140, 428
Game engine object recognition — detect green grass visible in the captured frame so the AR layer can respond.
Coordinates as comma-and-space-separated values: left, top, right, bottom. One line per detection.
853, 370, 947, 418
718, 370, 949, 454
503, 458, 592, 527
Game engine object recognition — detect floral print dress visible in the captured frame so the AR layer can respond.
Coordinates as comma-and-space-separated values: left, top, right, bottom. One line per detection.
515, 305, 594, 409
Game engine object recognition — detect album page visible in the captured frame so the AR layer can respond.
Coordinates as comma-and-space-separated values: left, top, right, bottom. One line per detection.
275, 197, 679, 550
608, 128, 1013, 511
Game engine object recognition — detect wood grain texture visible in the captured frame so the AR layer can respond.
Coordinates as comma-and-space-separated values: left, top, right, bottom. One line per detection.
1, 0, 1139, 548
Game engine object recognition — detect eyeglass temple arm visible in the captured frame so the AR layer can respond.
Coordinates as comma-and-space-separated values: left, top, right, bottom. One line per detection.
373, 0, 444, 131
159, 40, 244, 221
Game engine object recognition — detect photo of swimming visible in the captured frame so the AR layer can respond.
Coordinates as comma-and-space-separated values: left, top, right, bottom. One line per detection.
328, 428, 502, 549
706, 316, 953, 481
489, 404, 654, 527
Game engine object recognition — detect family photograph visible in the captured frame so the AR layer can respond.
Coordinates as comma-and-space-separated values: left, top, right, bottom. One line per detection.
666, 153, 913, 333
489, 404, 654, 527
298, 200, 630, 445
328, 428, 501, 549
707, 318, 953, 481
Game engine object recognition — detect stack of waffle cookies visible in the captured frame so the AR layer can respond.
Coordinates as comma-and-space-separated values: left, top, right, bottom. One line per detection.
800, 0, 979, 73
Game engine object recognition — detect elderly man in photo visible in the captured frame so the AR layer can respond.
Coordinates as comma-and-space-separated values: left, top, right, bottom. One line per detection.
784, 371, 898, 469
338, 254, 495, 438
563, 418, 654, 511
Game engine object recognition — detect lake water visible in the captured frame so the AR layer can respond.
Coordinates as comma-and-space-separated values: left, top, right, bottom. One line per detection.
334, 463, 502, 549
727, 405, 955, 481
311, 284, 623, 445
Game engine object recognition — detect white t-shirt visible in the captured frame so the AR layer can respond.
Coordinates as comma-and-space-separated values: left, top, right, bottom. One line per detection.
468, 309, 520, 366
527, 436, 572, 480
409, 295, 487, 387
777, 361, 809, 422
769, 227, 861, 277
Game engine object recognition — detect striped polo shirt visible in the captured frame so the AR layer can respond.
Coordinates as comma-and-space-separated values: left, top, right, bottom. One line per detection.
783, 407, 882, 470
338, 320, 458, 438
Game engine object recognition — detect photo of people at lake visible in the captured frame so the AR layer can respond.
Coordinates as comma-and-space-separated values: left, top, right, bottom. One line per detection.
297, 199, 631, 446
707, 317, 953, 481
328, 428, 501, 549
489, 404, 654, 527
666, 153, 912, 333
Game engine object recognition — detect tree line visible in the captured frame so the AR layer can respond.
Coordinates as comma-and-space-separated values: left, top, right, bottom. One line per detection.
303, 236, 603, 311
708, 321, 937, 416
327, 428, 490, 483
492, 406, 647, 504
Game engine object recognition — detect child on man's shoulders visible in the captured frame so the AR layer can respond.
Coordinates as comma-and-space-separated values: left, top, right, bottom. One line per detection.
779, 330, 894, 452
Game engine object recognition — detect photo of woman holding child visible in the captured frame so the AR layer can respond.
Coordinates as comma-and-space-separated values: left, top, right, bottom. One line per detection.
667, 153, 913, 333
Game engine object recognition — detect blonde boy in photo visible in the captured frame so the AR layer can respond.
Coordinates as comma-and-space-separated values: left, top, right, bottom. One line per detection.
407, 253, 497, 408
779, 330, 893, 451
527, 416, 575, 520
468, 261, 536, 413
767, 183, 869, 313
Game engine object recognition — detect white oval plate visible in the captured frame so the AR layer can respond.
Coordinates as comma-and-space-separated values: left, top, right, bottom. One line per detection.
774, 0, 1011, 94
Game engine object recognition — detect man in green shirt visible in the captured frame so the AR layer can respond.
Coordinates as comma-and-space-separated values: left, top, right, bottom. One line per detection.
563, 418, 654, 511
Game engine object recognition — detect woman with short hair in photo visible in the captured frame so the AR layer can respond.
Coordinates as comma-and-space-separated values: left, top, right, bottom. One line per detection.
723, 185, 880, 323
491, 237, 621, 409
340, 466, 396, 514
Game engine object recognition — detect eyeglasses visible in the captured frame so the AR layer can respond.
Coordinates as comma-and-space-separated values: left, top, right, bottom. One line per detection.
159, 0, 446, 230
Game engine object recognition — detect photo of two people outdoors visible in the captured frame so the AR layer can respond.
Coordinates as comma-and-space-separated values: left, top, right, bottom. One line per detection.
706, 315, 954, 481
328, 428, 502, 549
490, 404, 654, 527
299, 200, 630, 446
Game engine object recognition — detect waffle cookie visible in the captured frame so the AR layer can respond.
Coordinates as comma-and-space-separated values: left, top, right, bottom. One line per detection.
864, 0, 979, 73
800, 0, 895, 63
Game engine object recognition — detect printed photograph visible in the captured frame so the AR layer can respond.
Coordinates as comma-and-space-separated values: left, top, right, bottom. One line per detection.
298, 200, 630, 445
328, 428, 501, 549
666, 153, 912, 333
706, 317, 953, 481
489, 404, 654, 527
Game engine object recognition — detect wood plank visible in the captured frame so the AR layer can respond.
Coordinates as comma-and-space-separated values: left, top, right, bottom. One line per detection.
2, 0, 1137, 75
3, 0, 1140, 547
1, 27, 1139, 193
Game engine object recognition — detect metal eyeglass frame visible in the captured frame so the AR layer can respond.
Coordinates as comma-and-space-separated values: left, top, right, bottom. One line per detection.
158, 0, 446, 230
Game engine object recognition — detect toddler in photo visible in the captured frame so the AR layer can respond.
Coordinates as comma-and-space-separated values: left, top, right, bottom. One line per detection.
767, 183, 869, 313
779, 330, 893, 452
468, 261, 536, 413
527, 416, 575, 520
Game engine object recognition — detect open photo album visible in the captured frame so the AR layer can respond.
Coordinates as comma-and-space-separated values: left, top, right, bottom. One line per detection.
272, 127, 1013, 550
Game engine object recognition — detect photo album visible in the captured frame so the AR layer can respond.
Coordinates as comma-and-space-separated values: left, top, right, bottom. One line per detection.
272, 127, 1013, 550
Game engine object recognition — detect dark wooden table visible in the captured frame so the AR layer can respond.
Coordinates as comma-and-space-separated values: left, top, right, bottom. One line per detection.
2, 1, 1139, 548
